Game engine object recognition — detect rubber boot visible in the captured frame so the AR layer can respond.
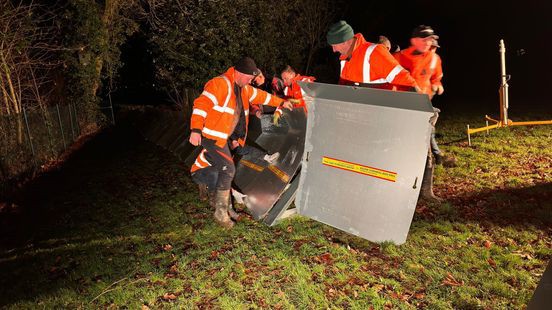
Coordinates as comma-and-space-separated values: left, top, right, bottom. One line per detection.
198, 184, 209, 202
228, 202, 240, 221
434, 153, 444, 166
420, 164, 442, 203
213, 190, 234, 229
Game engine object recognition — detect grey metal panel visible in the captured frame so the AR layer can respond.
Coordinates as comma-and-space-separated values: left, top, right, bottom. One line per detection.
233, 108, 306, 220
263, 172, 300, 226
528, 259, 552, 310
295, 82, 433, 244
299, 82, 434, 113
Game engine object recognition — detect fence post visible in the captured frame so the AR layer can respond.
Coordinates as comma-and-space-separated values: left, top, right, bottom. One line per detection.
22, 107, 36, 165
56, 104, 67, 150
68, 103, 76, 141
185, 88, 191, 119
108, 92, 116, 125
73, 102, 81, 135
43, 107, 56, 157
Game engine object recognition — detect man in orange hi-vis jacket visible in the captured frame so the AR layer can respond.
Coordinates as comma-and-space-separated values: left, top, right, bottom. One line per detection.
394, 25, 445, 202
189, 57, 293, 228
273, 65, 316, 125
326, 20, 419, 91
394, 25, 443, 98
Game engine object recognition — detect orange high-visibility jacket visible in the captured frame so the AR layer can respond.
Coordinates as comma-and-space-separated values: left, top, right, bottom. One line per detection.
275, 75, 315, 116
190, 67, 284, 149
430, 52, 443, 89
393, 46, 443, 96
339, 33, 418, 89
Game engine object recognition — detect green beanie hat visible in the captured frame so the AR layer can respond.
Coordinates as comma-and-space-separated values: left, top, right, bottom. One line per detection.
327, 20, 354, 45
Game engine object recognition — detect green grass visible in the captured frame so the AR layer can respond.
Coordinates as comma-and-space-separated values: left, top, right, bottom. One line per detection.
0, 111, 550, 309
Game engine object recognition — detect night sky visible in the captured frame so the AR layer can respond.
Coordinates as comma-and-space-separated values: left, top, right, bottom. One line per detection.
342, 0, 552, 112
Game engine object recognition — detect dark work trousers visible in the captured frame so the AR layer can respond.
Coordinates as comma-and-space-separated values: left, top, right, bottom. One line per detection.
430, 107, 442, 156
191, 138, 236, 191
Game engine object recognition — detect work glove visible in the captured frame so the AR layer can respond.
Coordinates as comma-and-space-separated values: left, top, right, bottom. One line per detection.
273, 112, 281, 125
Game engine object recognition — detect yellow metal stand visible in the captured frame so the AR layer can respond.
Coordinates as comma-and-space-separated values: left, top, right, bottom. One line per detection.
466, 40, 552, 145
467, 116, 552, 146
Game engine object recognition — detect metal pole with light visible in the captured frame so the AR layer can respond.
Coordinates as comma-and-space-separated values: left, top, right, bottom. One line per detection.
499, 39, 509, 125
466, 39, 552, 146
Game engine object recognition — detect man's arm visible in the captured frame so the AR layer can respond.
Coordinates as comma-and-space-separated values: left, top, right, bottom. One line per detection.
372, 44, 419, 91
430, 54, 444, 95
189, 79, 222, 145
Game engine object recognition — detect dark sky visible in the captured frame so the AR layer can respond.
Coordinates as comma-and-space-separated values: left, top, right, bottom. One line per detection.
342, 0, 552, 112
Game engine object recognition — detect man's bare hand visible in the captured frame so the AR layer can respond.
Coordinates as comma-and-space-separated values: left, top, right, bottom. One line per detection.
281, 100, 293, 111
432, 84, 444, 95
189, 132, 201, 146
230, 140, 240, 150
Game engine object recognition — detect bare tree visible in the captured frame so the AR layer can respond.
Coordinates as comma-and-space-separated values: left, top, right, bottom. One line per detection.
297, 0, 339, 75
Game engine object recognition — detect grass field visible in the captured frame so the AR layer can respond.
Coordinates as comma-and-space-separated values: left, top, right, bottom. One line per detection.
1, 109, 550, 309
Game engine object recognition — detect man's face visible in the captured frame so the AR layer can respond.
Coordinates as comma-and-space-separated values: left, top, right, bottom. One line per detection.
411, 37, 434, 53
331, 38, 354, 57
281, 71, 296, 87
235, 71, 255, 87
253, 72, 265, 86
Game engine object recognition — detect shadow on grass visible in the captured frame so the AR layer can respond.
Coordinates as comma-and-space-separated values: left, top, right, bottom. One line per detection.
419, 182, 552, 229
0, 122, 201, 307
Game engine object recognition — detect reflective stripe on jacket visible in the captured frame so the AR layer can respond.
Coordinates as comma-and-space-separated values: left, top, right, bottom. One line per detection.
190, 67, 284, 148
393, 46, 443, 95
339, 33, 418, 90
276, 75, 315, 116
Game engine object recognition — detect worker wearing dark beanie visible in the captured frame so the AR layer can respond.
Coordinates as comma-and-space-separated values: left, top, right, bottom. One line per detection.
327, 20, 354, 45
326, 20, 418, 91
234, 57, 260, 76
188, 57, 292, 229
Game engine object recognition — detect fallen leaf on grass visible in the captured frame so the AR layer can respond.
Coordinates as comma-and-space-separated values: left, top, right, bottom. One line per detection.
293, 240, 307, 251
371, 284, 385, 292
286, 226, 293, 233
415, 206, 428, 214
512, 251, 533, 260
162, 293, 177, 301
210, 250, 220, 260
487, 257, 497, 268
389, 291, 411, 301
163, 244, 173, 251
484, 240, 492, 248
141, 305, 150, 310
442, 273, 464, 287
315, 253, 334, 265
169, 264, 179, 274
414, 292, 425, 299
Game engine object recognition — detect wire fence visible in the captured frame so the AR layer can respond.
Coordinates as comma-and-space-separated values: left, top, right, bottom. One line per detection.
0, 102, 115, 188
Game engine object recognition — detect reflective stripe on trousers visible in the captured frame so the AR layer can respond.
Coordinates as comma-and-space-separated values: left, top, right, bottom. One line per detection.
191, 138, 235, 191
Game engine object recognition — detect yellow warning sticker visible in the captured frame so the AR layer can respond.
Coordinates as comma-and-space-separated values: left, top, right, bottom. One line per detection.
268, 165, 290, 183
240, 159, 264, 172
322, 156, 397, 182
